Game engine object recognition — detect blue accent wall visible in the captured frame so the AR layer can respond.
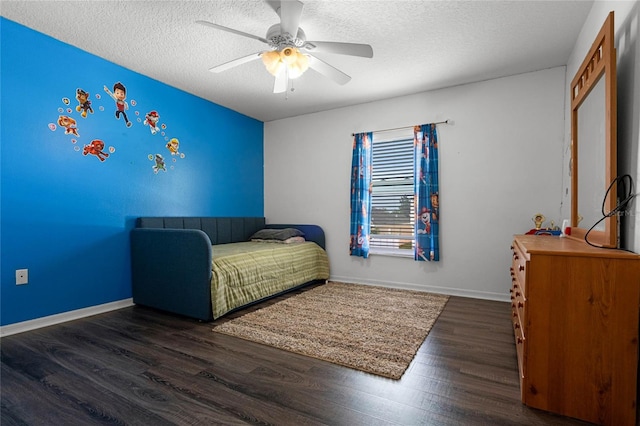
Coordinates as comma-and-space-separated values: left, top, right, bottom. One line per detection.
0, 18, 264, 326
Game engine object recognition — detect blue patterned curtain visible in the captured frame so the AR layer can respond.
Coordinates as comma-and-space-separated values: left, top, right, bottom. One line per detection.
414, 124, 440, 261
349, 132, 373, 258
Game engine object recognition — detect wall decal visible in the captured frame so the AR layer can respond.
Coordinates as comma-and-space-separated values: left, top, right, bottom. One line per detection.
148, 136, 186, 174
50, 86, 119, 163
48, 80, 192, 172
96, 93, 104, 111
103, 81, 132, 127
75, 88, 94, 118
144, 110, 160, 134
83, 139, 110, 162
166, 137, 181, 156
151, 153, 166, 173
57, 115, 78, 136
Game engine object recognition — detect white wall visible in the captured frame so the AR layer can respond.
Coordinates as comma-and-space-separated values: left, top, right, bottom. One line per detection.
561, 1, 640, 251
264, 67, 566, 301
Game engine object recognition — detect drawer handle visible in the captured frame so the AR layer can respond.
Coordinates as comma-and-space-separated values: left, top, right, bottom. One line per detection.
519, 265, 525, 271
515, 292, 521, 297
510, 245, 514, 250
514, 322, 520, 329
518, 301, 524, 308
513, 254, 519, 260
517, 337, 523, 344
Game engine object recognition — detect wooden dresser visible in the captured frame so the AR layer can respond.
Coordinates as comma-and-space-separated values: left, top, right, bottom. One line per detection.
510, 234, 640, 425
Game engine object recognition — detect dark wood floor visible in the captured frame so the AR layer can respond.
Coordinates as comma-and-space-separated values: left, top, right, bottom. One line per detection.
1, 285, 598, 425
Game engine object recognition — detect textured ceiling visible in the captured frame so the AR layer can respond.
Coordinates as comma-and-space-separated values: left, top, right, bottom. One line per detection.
1, 0, 593, 122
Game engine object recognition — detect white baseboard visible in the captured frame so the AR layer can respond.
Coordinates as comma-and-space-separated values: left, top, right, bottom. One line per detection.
0, 298, 134, 337
0, 280, 508, 337
329, 275, 510, 303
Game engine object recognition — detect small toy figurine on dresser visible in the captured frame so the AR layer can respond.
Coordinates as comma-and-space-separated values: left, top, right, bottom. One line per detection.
525, 213, 562, 236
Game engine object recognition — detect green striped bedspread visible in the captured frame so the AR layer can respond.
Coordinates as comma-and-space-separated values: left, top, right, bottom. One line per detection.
211, 241, 330, 319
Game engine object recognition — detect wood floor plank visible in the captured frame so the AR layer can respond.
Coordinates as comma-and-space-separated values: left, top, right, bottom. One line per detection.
1, 293, 603, 425
143, 364, 328, 425
189, 358, 397, 425
1, 363, 98, 426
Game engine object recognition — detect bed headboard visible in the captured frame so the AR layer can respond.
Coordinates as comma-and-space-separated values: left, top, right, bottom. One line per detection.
136, 217, 265, 245
136, 217, 326, 249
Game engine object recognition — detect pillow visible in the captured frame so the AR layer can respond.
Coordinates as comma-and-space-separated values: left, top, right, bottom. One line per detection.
249, 227, 305, 241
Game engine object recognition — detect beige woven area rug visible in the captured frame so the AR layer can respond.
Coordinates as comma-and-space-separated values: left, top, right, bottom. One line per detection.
213, 282, 449, 379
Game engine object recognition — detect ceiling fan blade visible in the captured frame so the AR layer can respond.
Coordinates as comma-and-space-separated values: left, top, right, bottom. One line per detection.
303, 41, 373, 58
196, 20, 269, 44
279, 0, 304, 36
273, 69, 288, 93
265, 0, 280, 14
209, 52, 263, 73
307, 55, 351, 85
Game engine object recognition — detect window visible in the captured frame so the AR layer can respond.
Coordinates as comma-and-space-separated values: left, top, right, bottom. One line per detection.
350, 124, 440, 261
370, 131, 415, 256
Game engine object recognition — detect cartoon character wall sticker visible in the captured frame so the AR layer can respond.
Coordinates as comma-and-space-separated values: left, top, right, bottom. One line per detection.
144, 110, 160, 134
83, 139, 109, 162
75, 88, 93, 118
57, 115, 78, 136
104, 82, 132, 128
152, 154, 166, 173
166, 138, 180, 156
48, 80, 187, 172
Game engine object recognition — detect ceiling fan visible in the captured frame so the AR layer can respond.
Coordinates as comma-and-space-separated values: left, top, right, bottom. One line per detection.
196, 0, 373, 94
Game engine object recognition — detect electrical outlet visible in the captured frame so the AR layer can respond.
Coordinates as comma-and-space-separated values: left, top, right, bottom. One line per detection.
16, 269, 28, 285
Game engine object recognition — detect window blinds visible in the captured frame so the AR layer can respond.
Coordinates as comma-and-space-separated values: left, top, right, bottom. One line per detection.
370, 137, 415, 252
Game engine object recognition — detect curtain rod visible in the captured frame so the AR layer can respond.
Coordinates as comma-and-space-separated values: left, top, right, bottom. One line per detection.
351, 119, 449, 136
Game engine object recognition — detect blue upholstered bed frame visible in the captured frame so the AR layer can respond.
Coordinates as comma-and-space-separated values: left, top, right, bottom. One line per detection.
130, 217, 326, 321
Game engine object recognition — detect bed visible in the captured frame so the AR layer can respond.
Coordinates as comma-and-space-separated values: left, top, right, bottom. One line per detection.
130, 217, 329, 321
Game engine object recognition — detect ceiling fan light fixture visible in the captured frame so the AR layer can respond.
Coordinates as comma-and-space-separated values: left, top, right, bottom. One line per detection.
261, 50, 284, 76
261, 47, 309, 79
288, 51, 309, 79
281, 47, 297, 64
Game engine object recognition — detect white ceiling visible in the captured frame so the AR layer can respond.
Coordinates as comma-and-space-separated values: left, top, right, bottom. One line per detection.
1, 0, 593, 122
